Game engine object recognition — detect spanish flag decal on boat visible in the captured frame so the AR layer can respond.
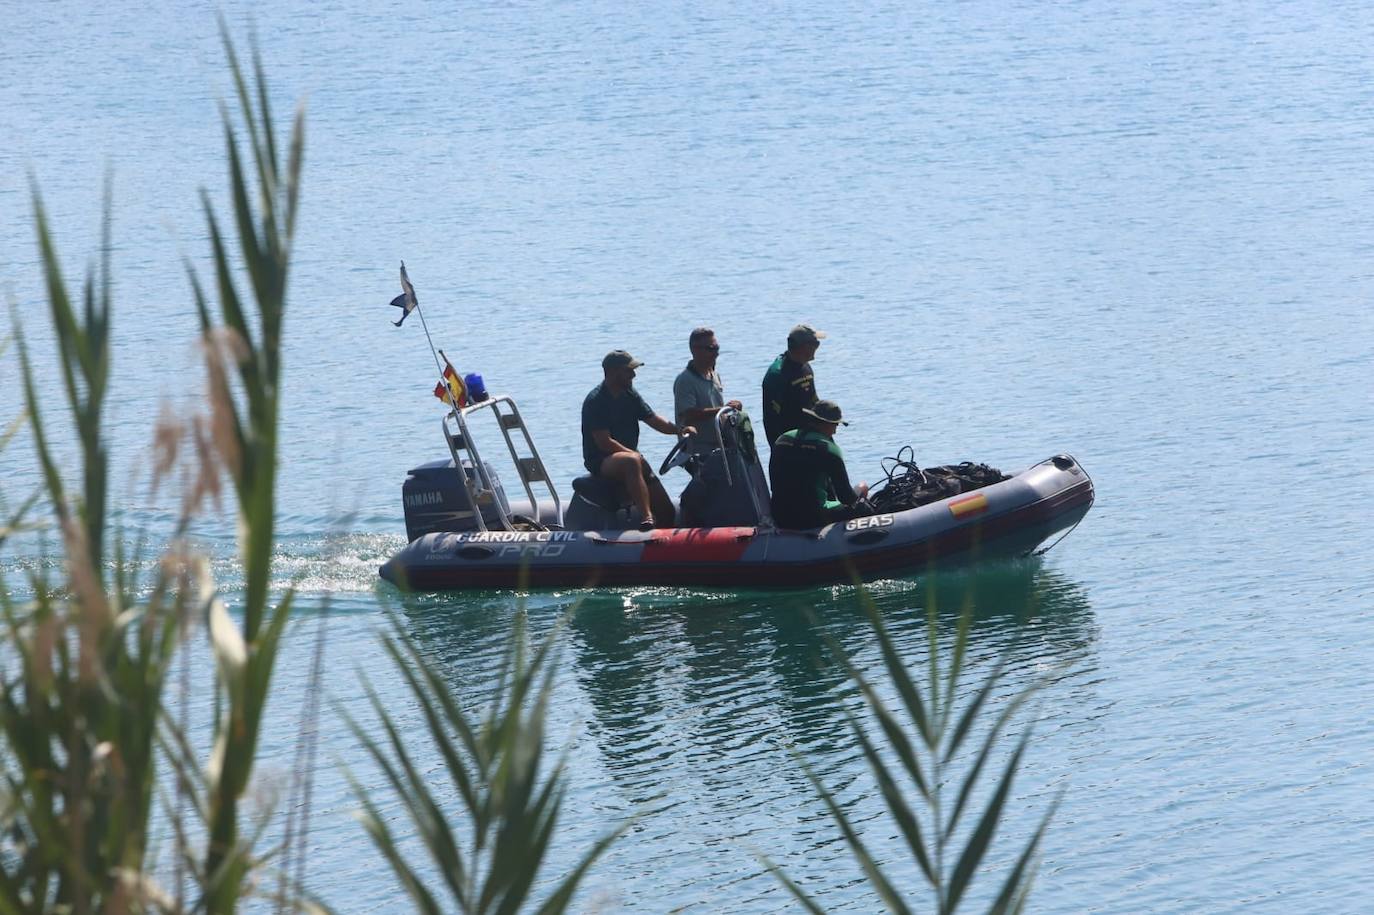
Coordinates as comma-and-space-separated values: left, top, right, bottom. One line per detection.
948, 492, 989, 519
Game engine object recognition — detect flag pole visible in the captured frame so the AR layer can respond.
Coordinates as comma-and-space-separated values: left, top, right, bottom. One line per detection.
395, 262, 463, 415
416, 307, 443, 375
398, 261, 444, 376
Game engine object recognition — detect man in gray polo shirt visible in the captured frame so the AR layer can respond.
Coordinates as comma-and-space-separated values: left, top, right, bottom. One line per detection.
673, 327, 743, 461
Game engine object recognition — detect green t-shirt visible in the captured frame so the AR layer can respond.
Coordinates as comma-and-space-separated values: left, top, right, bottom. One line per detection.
581, 382, 653, 472
767, 428, 858, 529
761, 354, 817, 447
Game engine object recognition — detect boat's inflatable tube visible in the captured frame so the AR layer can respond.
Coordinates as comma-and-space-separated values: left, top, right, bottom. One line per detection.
379, 455, 1092, 591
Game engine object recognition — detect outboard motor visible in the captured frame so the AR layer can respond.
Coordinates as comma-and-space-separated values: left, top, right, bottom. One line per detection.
402, 459, 513, 541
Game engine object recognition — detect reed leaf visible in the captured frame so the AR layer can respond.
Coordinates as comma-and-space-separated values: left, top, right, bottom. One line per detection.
940, 599, 976, 734
845, 710, 936, 885
942, 679, 1041, 840
189, 30, 303, 912
797, 755, 912, 914
855, 590, 933, 749
945, 733, 1030, 913
0, 181, 189, 913
942, 652, 1005, 766
350, 615, 627, 914
772, 582, 1063, 914
987, 790, 1060, 915
385, 638, 480, 813
755, 854, 829, 915
823, 634, 931, 801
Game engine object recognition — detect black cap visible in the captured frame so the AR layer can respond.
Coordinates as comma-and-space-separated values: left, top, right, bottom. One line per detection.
787, 324, 827, 346
802, 399, 848, 426
602, 350, 645, 370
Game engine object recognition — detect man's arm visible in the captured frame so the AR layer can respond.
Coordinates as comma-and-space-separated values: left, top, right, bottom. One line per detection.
681, 404, 729, 425
824, 442, 861, 508
591, 428, 638, 456
645, 413, 695, 437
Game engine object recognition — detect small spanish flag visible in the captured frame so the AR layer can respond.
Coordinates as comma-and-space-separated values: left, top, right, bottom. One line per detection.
434, 355, 466, 408
948, 492, 989, 519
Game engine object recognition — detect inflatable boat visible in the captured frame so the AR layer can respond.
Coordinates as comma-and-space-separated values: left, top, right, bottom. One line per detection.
379, 394, 1093, 591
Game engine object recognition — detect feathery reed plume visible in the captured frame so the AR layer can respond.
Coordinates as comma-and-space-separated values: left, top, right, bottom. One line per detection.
175, 23, 305, 912
2, 27, 309, 913
1, 181, 190, 913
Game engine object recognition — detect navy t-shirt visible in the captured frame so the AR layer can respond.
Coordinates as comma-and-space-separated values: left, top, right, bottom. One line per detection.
581, 382, 654, 472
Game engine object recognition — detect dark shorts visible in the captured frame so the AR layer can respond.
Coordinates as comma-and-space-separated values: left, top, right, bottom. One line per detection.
586, 453, 652, 478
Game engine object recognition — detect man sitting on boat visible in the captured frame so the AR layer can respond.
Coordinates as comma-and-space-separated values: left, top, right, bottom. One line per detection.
673, 326, 743, 471
768, 400, 871, 530
583, 350, 695, 530
761, 324, 824, 449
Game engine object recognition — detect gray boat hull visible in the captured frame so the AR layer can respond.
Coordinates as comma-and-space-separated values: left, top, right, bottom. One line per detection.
379, 454, 1093, 592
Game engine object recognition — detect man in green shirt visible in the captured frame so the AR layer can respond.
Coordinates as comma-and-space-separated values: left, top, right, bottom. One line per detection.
761, 324, 824, 448
582, 350, 695, 529
768, 400, 870, 530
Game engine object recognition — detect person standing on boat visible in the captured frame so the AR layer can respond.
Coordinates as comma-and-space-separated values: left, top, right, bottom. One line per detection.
583, 350, 695, 530
673, 326, 743, 465
761, 324, 824, 448
768, 400, 870, 529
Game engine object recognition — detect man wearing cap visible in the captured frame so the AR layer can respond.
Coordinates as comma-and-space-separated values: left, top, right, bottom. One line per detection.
768, 399, 870, 529
673, 327, 743, 463
761, 324, 825, 449
582, 350, 695, 530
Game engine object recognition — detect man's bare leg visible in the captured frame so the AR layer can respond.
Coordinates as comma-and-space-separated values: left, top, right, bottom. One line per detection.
642, 461, 676, 527
600, 452, 652, 522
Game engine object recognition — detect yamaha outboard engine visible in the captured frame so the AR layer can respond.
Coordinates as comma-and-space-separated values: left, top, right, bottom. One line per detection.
402, 459, 514, 541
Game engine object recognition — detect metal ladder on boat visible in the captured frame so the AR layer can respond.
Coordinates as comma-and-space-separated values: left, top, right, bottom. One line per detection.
441, 395, 562, 533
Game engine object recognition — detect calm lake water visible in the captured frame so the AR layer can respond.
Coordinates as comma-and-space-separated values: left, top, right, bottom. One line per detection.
3, 1, 1373, 911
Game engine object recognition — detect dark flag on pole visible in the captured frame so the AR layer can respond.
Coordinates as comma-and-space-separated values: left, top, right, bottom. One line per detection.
390, 262, 419, 326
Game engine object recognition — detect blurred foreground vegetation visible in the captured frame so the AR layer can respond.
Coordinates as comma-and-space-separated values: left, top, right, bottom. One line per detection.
0, 33, 1061, 914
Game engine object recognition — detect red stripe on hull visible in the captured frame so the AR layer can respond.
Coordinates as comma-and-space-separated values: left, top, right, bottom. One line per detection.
395, 480, 1093, 591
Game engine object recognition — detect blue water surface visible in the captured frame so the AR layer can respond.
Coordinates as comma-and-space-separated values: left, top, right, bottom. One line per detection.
2, 1, 1373, 911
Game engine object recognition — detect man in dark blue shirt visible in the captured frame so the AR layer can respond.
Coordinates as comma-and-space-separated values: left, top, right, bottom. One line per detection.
582, 350, 695, 529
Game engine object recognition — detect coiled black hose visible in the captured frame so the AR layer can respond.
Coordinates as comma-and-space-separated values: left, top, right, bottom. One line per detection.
867, 447, 1010, 513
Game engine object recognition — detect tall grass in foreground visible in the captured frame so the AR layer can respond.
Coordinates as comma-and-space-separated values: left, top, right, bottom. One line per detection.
1, 29, 308, 912
2, 28, 1062, 915
1, 182, 185, 912
768, 589, 1060, 914
175, 30, 306, 912
346, 613, 628, 914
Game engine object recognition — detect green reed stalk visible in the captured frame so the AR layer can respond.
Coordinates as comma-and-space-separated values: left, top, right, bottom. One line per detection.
346, 614, 628, 914
181, 25, 305, 913
2, 27, 308, 913
1, 182, 189, 913
767, 582, 1062, 914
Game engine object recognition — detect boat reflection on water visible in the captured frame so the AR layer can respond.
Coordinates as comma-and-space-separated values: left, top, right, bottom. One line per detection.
389, 557, 1096, 794
381, 560, 1095, 906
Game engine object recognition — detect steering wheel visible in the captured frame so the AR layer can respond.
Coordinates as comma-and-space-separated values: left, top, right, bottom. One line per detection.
659, 438, 691, 476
